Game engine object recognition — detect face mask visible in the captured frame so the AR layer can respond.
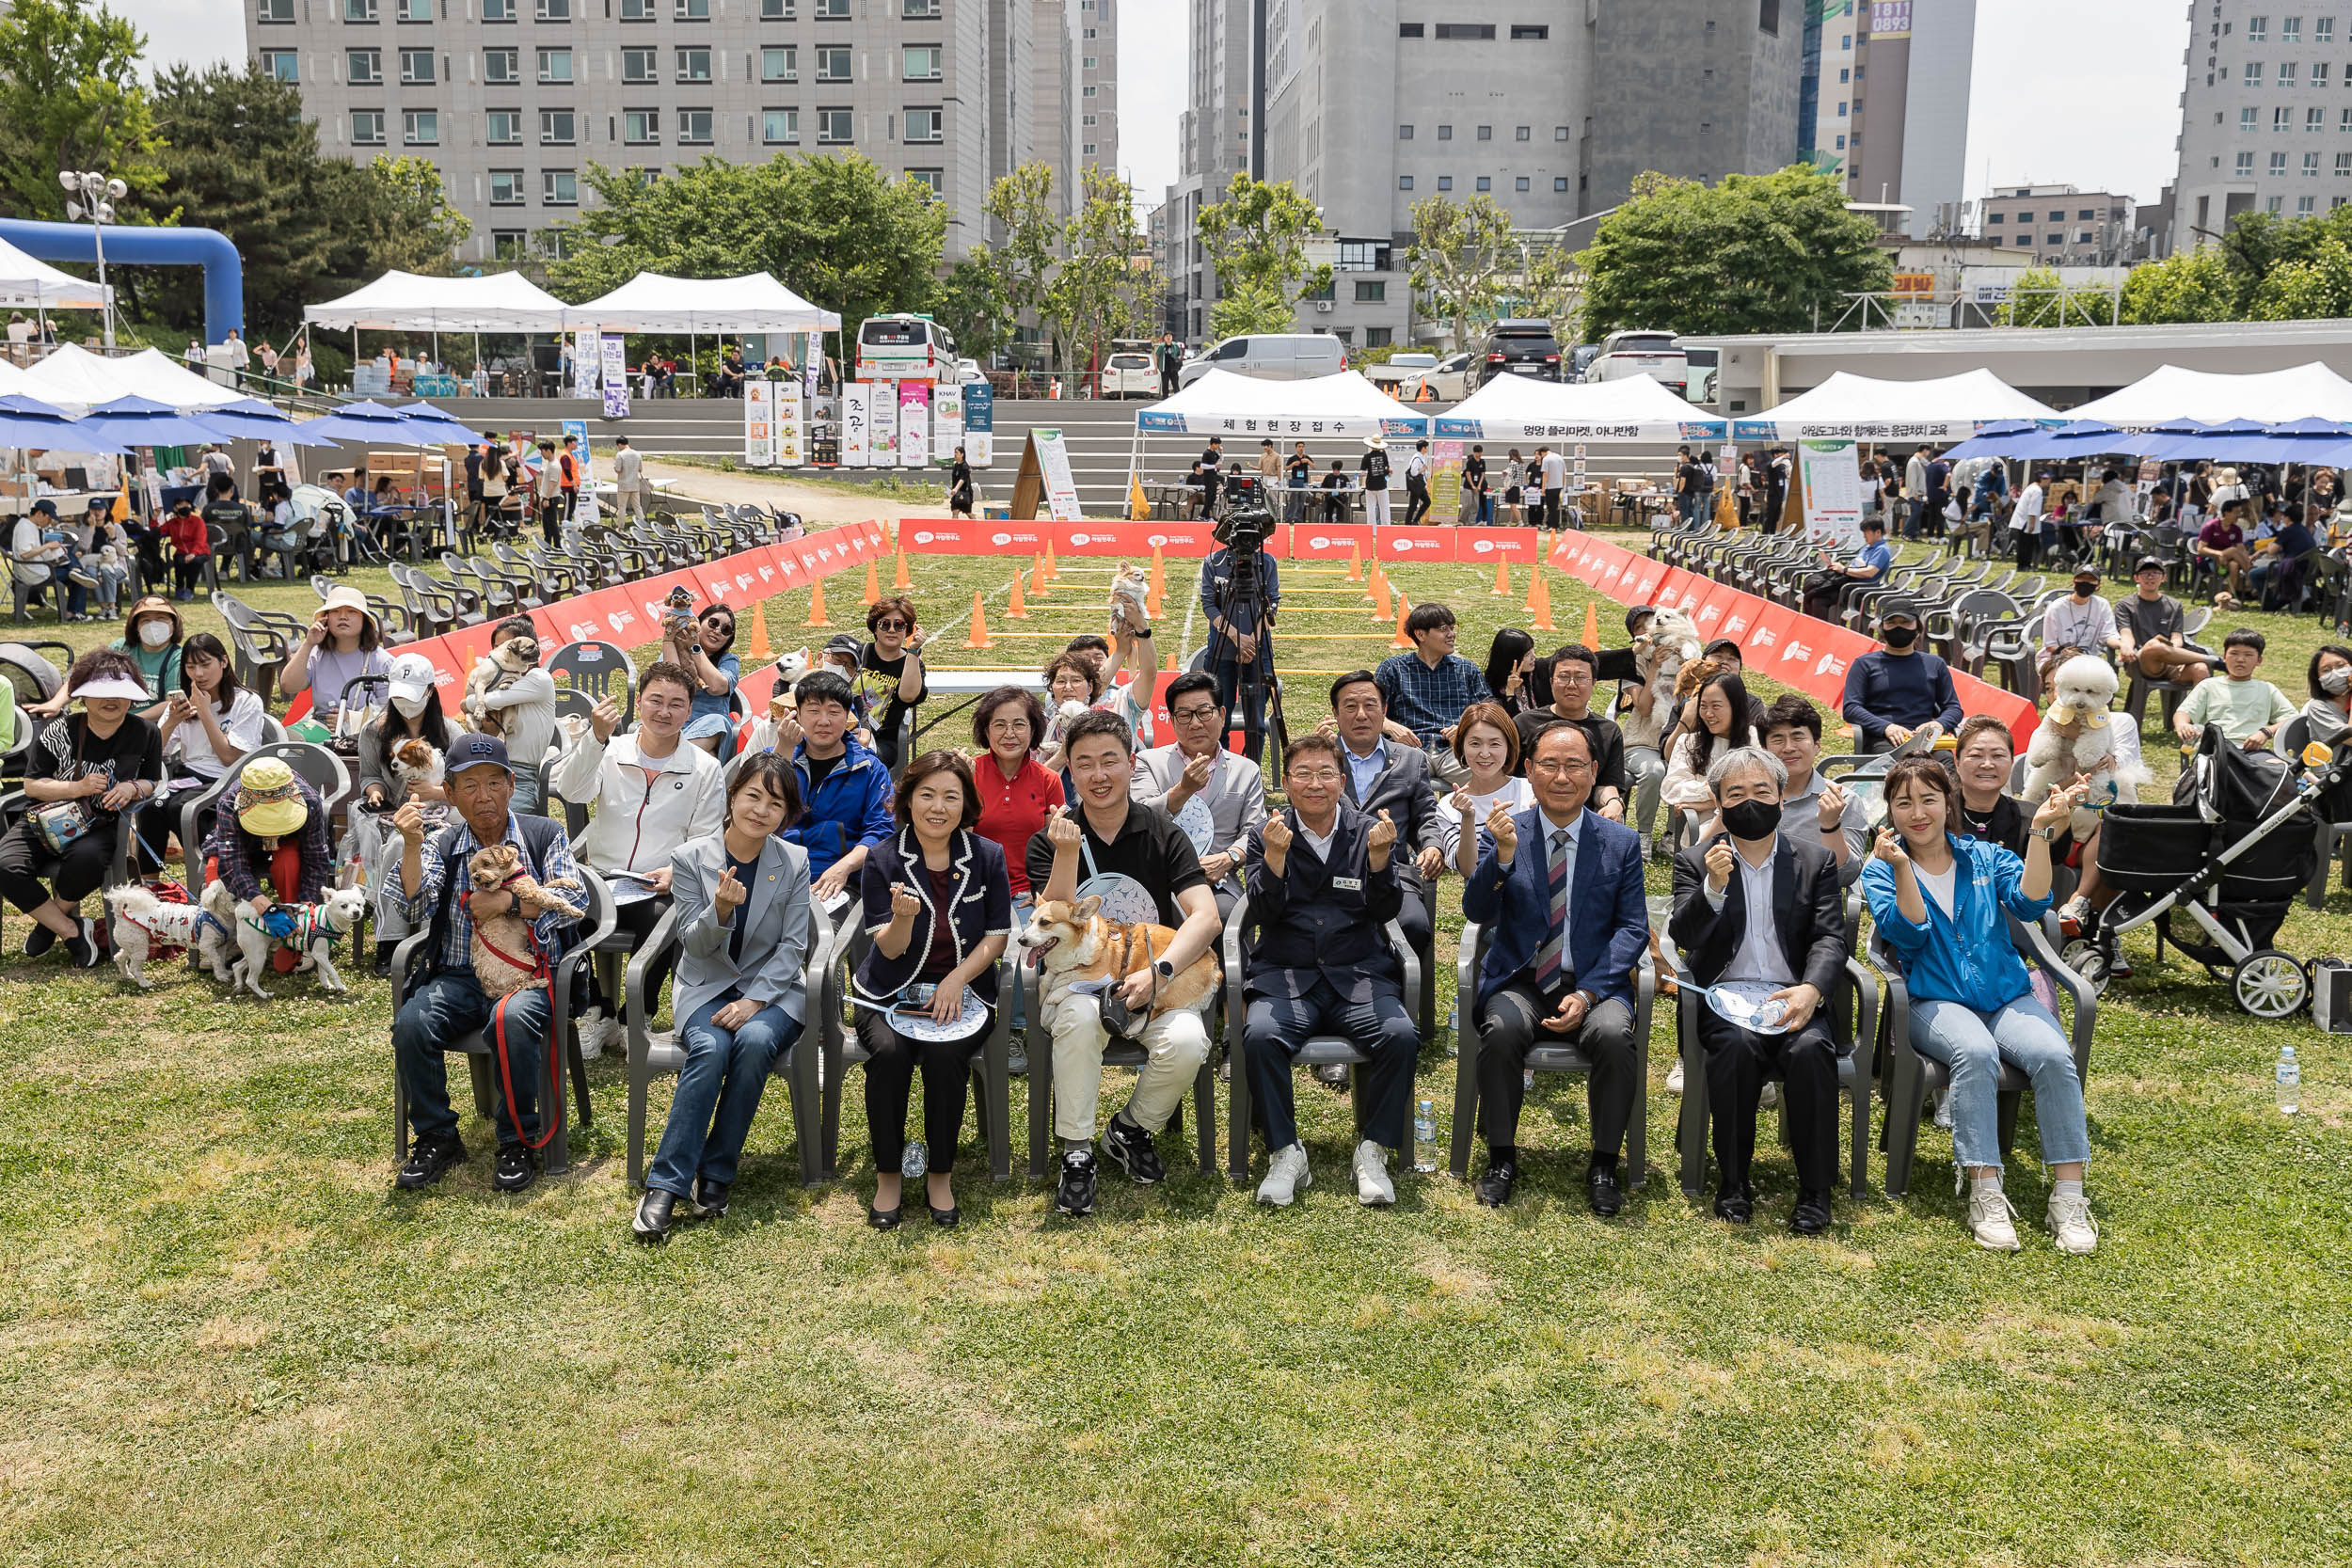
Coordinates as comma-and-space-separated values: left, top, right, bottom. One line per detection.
2073, 582, 2097, 599
2324, 668, 2352, 697
390, 693, 428, 719
1721, 799, 1782, 842
1883, 626, 1917, 650
137, 621, 172, 649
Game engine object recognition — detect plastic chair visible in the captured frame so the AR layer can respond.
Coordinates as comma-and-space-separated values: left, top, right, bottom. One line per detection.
548, 640, 637, 728
0, 781, 138, 948
2122, 606, 2215, 735
178, 741, 356, 927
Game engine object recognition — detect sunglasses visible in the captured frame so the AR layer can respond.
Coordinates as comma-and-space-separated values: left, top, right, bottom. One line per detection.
875, 619, 909, 632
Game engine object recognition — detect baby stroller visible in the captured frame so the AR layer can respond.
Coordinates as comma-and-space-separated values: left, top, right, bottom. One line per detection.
2071, 725, 2352, 1018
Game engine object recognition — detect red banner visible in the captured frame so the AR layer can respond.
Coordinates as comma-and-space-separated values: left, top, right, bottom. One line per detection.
1454, 527, 1543, 562
1285, 523, 1375, 560
1375, 526, 1458, 562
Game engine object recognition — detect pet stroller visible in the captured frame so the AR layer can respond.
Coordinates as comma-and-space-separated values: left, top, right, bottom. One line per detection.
2069, 724, 2352, 1018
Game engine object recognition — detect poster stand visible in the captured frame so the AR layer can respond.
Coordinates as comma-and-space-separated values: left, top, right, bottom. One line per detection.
1010, 434, 1044, 519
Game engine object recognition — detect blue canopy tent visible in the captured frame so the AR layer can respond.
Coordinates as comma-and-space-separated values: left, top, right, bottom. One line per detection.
390, 402, 491, 445
55, 394, 244, 452
0, 391, 88, 449
1936, 420, 2045, 461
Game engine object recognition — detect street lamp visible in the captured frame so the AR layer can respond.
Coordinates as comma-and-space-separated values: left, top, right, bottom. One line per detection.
58, 169, 127, 348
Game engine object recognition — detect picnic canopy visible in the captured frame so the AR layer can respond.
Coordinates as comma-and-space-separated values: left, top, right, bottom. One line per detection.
1136, 369, 1430, 440
1730, 370, 2060, 442
2061, 361, 2352, 428
1436, 372, 1726, 443
572, 271, 841, 333
20, 343, 244, 410
0, 237, 110, 311
304, 270, 571, 333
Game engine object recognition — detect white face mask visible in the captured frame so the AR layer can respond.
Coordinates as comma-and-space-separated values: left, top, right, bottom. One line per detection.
137, 621, 172, 649
2324, 667, 2351, 697
390, 693, 429, 719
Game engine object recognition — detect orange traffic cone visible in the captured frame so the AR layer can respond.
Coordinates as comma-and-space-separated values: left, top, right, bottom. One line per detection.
1006, 569, 1029, 620
962, 591, 993, 649
861, 560, 881, 607
1528, 567, 1555, 631
1372, 569, 1393, 622
804, 577, 832, 628
1149, 546, 1166, 618
892, 548, 912, 591
1032, 552, 1048, 596
747, 599, 773, 659
1043, 540, 1058, 582
1391, 595, 1413, 648
1581, 601, 1600, 650
1492, 557, 1511, 597
1346, 541, 1363, 582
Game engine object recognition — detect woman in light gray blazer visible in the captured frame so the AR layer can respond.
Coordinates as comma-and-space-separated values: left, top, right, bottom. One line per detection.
635, 752, 814, 1243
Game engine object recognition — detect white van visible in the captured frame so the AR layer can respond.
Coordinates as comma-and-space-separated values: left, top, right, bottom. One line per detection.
1586, 330, 1689, 395
857, 314, 958, 381
1176, 332, 1348, 388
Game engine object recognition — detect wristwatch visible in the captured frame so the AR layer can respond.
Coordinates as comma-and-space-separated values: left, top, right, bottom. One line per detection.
2031, 824, 2060, 841
1155, 958, 1174, 978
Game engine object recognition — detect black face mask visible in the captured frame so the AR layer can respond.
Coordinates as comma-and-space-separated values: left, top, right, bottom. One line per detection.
1883, 626, 1917, 649
1722, 799, 1782, 842
2073, 582, 2098, 599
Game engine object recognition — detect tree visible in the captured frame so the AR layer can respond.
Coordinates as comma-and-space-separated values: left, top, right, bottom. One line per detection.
932, 252, 1009, 364
1579, 166, 1891, 340
350, 155, 470, 277
1508, 239, 1583, 330
549, 152, 945, 338
2250, 236, 2352, 320
981, 163, 1057, 331
1195, 174, 1331, 338
1997, 265, 2117, 328
1406, 193, 1517, 350
0, 0, 160, 223
2118, 248, 2246, 325
1043, 165, 1157, 384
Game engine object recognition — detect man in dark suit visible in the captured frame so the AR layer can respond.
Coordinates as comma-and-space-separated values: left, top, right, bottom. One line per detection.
1666, 745, 1847, 1235
1462, 721, 1649, 1213
1239, 733, 1418, 1208
1328, 671, 1448, 1040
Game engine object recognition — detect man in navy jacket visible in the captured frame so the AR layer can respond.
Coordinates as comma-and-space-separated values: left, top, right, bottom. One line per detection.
1238, 733, 1419, 1209
1461, 721, 1649, 1213
779, 671, 894, 904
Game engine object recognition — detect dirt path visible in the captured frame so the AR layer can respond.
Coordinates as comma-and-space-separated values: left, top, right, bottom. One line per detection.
642, 460, 954, 526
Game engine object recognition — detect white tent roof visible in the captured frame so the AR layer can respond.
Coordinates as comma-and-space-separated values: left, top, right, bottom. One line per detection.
1136, 368, 1429, 439
20, 343, 246, 410
0, 238, 110, 310
572, 271, 841, 333
1436, 372, 1726, 442
304, 269, 571, 332
1731, 369, 2060, 441
2061, 361, 2352, 426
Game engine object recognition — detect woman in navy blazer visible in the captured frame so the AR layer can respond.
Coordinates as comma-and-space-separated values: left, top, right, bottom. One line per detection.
854, 751, 1014, 1229
635, 752, 815, 1243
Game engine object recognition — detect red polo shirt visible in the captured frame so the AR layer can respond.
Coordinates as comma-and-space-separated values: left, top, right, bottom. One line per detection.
972, 752, 1062, 897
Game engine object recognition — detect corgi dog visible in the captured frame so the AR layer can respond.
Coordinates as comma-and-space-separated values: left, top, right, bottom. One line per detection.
1013, 895, 1220, 1020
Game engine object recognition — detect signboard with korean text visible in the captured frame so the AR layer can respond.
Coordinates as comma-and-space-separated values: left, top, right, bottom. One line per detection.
898, 382, 931, 468
600, 334, 629, 420
962, 380, 994, 467
773, 383, 805, 467
1036, 427, 1081, 520
933, 381, 964, 467
842, 382, 871, 467
744, 380, 776, 467
1798, 437, 1864, 548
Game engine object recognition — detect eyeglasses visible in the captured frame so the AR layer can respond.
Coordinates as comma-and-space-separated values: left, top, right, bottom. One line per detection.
875, 619, 909, 632
1531, 758, 1594, 776
986, 718, 1030, 735
1286, 769, 1343, 784
1171, 705, 1220, 722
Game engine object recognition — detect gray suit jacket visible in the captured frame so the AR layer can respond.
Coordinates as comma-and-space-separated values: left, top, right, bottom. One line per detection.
669, 832, 814, 1028
1129, 742, 1268, 883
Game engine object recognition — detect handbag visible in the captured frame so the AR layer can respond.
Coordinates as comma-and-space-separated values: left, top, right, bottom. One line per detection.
31, 722, 93, 855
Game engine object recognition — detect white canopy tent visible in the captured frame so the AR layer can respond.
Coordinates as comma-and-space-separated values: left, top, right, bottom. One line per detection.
0, 237, 110, 311
1136, 369, 1428, 440
1730, 369, 2060, 442
20, 343, 245, 410
304, 269, 571, 332
1436, 372, 1727, 442
2059, 360, 2352, 427
572, 271, 841, 333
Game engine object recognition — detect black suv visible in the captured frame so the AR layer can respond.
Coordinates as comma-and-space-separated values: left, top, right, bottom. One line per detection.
1472, 319, 1564, 388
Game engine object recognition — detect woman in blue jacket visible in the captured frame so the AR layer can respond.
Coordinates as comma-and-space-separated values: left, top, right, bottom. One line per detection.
1863, 757, 2097, 1257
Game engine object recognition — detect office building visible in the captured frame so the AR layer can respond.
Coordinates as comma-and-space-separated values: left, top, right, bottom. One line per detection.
249, 0, 1104, 266
1979, 184, 2143, 265
1798, 0, 1860, 173
1162, 0, 1255, 341
1823, 0, 1977, 238
2171, 0, 2352, 248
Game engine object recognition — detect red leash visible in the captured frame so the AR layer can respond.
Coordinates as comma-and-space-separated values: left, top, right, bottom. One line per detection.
470, 884, 562, 1154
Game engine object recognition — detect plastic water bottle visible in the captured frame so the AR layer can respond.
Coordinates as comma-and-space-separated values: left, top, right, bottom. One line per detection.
2278, 1046, 2301, 1116
1444, 995, 1460, 1056
901, 1139, 930, 1180
1412, 1100, 1438, 1173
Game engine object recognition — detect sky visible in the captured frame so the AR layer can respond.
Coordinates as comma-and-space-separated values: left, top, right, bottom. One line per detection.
122, 0, 2186, 214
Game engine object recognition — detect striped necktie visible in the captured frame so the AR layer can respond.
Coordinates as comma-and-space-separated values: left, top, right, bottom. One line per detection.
1534, 828, 1570, 990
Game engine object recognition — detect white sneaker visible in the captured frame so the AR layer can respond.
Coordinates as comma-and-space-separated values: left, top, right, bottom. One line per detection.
1257, 1143, 1311, 1207
2047, 1190, 2099, 1255
1759, 1081, 1781, 1111
1966, 1180, 2022, 1251
1354, 1139, 1395, 1206
1665, 1056, 1685, 1095
575, 1007, 616, 1059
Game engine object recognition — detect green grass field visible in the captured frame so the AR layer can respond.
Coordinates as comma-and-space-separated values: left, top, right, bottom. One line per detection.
4, 523, 2349, 1566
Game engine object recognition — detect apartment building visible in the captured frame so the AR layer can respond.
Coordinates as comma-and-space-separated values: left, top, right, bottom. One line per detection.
1979, 184, 2143, 265
2171, 0, 2352, 246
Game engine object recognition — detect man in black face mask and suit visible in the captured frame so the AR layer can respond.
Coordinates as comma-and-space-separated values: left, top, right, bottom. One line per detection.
1838, 607, 1962, 754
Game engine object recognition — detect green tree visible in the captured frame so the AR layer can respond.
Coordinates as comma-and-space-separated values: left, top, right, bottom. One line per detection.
1406, 193, 1518, 349
931, 252, 1009, 364
981, 162, 1057, 329
1997, 265, 2117, 328
2250, 236, 2352, 319
350, 155, 470, 277
1579, 166, 1891, 340
1043, 165, 1156, 384
2118, 247, 2247, 325
550, 153, 945, 338
1195, 173, 1331, 338
0, 0, 160, 223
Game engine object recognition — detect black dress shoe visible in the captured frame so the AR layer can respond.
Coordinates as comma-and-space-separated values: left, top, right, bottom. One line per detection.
1586, 1162, 1624, 1217
1474, 1157, 1518, 1208
395, 1138, 466, 1190
929, 1202, 961, 1228
492, 1146, 536, 1193
1789, 1188, 1833, 1235
694, 1178, 731, 1218
1713, 1181, 1755, 1225
633, 1188, 676, 1243
866, 1203, 902, 1230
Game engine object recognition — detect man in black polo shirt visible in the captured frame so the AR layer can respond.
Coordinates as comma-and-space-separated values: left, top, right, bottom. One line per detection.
1191, 436, 1224, 519
199, 475, 252, 583
1513, 643, 1626, 821
1026, 709, 1223, 1217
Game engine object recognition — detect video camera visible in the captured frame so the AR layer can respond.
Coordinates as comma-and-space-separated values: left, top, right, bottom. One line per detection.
1213, 500, 1273, 554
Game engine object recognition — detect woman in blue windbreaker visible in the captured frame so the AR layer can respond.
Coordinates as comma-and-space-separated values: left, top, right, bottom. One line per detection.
1863, 757, 2098, 1258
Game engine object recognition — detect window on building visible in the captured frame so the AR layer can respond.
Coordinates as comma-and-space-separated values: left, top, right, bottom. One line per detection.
1476, 124, 1492, 140
1553, 176, 1568, 190
1834, 134, 1845, 149
347, 47, 381, 81
535, 0, 568, 17
1336, 241, 1391, 270
2285, 14, 2303, 41
397, 0, 430, 18
676, 0, 710, 14
2315, 61, 2332, 86
1511, 24, 1549, 39
905, 0, 940, 14
1758, 0, 1779, 33
1365, 326, 1392, 348
403, 110, 438, 144
2270, 194, 2286, 211
903, 44, 942, 79
1081, 141, 1095, 155
1398, 174, 1413, 190
2282, 61, 2299, 85
620, 0, 653, 16
815, 0, 848, 15
1354, 279, 1386, 303
1397, 22, 1422, 36
1514, 125, 1531, 141
484, 0, 514, 15
2246, 61, 2265, 85
492, 230, 527, 261
1083, 84, 1095, 96
2322, 16, 2338, 40
1436, 175, 1453, 190
537, 47, 572, 82
906, 167, 943, 194
2272, 150, 2291, 173
623, 108, 660, 144
676, 46, 710, 81
2312, 105, 2328, 129
257, 0, 294, 23
2243, 105, 2261, 129
818, 106, 853, 142
905, 106, 943, 141
344, 0, 377, 19
1515, 175, 1530, 191
351, 109, 386, 144
817, 45, 850, 80
1436, 124, 1452, 140
763, 107, 801, 143
488, 169, 525, 204
2301, 194, 2318, 213
541, 107, 576, 143
2307, 150, 2324, 175
2277, 105, 2296, 130
1433, 24, 1496, 40
762, 45, 796, 80
762, 0, 796, 15
2342, 106, 2352, 130
677, 108, 712, 142
2045, 232, 2062, 245
2249, 14, 2270, 40
1475, 175, 1491, 190
399, 46, 433, 81
1398, 124, 1413, 139
487, 108, 521, 143
2238, 150, 2258, 175
622, 46, 656, 80
260, 49, 297, 79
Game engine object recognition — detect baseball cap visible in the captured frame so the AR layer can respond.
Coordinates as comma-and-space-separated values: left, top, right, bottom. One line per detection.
2135, 556, 2166, 574
387, 652, 439, 704
447, 734, 513, 778
2073, 566, 2103, 584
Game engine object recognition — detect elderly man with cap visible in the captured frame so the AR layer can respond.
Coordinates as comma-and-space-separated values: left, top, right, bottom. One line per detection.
1840, 607, 1963, 755
387, 734, 586, 1195
203, 756, 335, 973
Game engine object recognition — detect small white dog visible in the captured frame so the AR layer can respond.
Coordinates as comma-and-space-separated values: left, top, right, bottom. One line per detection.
1635, 607, 1705, 711
202, 879, 372, 1001
105, 883, 236, 989
2026, 654, 2145, 837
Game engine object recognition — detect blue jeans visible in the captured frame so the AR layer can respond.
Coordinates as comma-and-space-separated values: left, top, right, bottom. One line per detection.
646, 990, 792, 1198
1909, 994, 2090, 1170
394, 969, 551, 1150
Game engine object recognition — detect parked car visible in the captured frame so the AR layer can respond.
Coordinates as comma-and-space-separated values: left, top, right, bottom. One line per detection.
956, 357, 986, 385
1364, 352, 1438, 394
1176, 332, 1349, 388
1585, 329, 1690, 395
1566, 343, 1604, 384
1681, 345, 1719, 404
1100, 350, 1158, 398
1470, 320, 1565, 388
1396, 351, 1475, 403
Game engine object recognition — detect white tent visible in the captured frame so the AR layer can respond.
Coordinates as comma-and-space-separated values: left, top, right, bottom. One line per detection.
1136, 369, 1429, 440
0, 237, 110, 311
1731, 369, 2060, 441
572, 271, 841, 333
21, 343, 245, 410
304, 269, 571, 332
2060, 361, 2352, 426
1436, 372, 1726, 442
